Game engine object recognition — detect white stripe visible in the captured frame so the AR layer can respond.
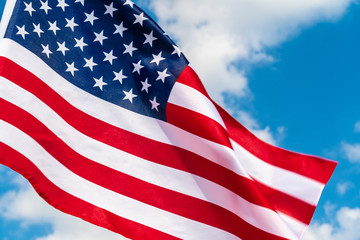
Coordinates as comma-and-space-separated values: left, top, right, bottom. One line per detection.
0, 76, 299, 240
0, 119, 240, 240
0, 0, 16, 39
0, 39, 318, 238
0, 39, 324, 208
0, 38, 249, 180
168, 82, 226, 129
231, 140, 325, 205
278, 213, 307, 238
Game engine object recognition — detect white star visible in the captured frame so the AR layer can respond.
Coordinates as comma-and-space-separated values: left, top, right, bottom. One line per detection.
74, 37, 88, 51
141, 78, 151, 93
149, 97, 160, 111
94, 30, 108, 45
84, 57, 97, 71
57, 0, 69, 11
133, 12, 148, 26
24, 2, 35, 16
150, 51, 165, 66
123, 89, 137, 103
65, 62, 78, 76
113, 70, 127, 84
132, 60, 144, 75
48, 21, 60, 35
172, 45, 182, 57
123, 41, 137, 56
57, 41, 69, 56
143, 31, 157, 47
33, 23, 43, 37
75, 0, 85, 6
65, 18, 78, 31
114, 22, 127, 37
93, 77, 107, 91
103, 50, 117, 65
104, 2, 117, 17
16, 25, 28, 39
156, 68, 171, 83
84, 11, 98, 26
123, 0, 134, 8
41, 44, 52, 58
40, 0, 52, 14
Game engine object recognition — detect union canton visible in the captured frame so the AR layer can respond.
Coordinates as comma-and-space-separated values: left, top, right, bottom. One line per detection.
5, 0, 189, 120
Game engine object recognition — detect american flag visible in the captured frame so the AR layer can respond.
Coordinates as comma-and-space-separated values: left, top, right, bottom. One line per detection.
0, 0, 336, 239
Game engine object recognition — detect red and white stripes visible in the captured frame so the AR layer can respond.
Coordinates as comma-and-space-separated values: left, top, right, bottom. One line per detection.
0, 37, 336, 240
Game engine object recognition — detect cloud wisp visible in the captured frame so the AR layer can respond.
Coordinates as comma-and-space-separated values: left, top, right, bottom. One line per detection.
0, 178, 128, 240
336, 182, 354, 196
342, 142, 360, 163
304, 206, 360, 240
354, 121, 360, 133
146, 0, 354, 104
142, 0, 354, 144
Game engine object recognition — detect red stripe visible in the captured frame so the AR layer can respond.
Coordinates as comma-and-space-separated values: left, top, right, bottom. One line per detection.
0, 99, 284, 240
0, 57, 316, 225
215, 104, 337, 184
0, 142, 178, 240
166, 103, 232, 148
254, 179, 316, 224
178, 65, 337, 184
176, 66, 211, 98
0, 92, 293, 240
0, 57, 259, 205
173, 65, 325, 223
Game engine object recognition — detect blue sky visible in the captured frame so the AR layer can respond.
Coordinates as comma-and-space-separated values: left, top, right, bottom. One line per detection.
248, 8, 360, 217
1, 0, 360, 239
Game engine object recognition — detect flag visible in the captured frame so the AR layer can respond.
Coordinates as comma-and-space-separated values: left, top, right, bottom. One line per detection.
0, 0, 336, 239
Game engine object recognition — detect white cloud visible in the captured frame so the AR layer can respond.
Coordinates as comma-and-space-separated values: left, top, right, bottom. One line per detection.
303, 207, 360, 240
0, 180, 127, 240
336, 182, 353, 195
146, 0, 353, 104
233, 110, 277, 145
252, 126, 277, 145
354, 121, 360, 133
35, 216, 127, 240
342, 142, 360, 163
341, 121, 360, 162
1, 0, 356, 239
229, 110, 287, 145
323, 201, 337, 218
